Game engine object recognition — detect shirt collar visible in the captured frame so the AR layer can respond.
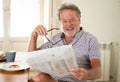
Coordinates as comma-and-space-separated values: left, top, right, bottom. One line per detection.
71, 28, 84, 45
61, 27, 84, 45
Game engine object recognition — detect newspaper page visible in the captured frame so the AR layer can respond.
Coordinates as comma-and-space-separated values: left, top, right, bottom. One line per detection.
17, 45, 78, 77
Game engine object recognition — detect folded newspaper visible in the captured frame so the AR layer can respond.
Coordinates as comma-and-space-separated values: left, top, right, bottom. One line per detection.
16, 45, 78, 77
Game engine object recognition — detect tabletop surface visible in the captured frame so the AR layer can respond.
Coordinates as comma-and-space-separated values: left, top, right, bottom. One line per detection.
0, 68, 30, 82
0, 60, 30, 82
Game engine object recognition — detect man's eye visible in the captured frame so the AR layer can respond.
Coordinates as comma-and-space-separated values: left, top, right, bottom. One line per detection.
63, 21, 67, 23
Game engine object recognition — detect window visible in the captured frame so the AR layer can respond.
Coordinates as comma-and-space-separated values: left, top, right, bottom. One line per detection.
0, 0, 3, 37
1, 0, 52, 38
0, 0, 55, 51
10, 0, 40, 37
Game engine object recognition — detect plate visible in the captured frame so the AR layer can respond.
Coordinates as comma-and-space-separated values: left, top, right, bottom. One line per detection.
0, 61, 30, 71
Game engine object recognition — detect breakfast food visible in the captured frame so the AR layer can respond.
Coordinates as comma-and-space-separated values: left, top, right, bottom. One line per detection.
9, 64, 20, 69
0, 51, 5, 60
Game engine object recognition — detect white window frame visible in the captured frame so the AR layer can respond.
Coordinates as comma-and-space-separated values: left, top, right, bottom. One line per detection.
1, 0, 55, 51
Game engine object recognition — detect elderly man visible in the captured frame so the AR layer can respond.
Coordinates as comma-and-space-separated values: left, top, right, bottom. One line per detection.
28, 3, 101, 82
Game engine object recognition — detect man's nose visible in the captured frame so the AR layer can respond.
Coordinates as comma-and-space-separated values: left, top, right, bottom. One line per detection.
67, 20, 73, 26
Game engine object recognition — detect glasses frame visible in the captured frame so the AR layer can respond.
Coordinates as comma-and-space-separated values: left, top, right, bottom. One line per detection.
45, 28, 59, 45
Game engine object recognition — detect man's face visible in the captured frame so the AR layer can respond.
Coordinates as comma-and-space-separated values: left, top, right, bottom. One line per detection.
60, 9, 80, 38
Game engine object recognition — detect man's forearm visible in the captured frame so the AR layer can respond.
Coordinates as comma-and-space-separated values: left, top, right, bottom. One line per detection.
28, 32, 38, 52
87, 67, 102, 80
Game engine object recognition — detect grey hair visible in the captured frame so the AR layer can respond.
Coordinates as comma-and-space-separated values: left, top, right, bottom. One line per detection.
57, 3, 81, 21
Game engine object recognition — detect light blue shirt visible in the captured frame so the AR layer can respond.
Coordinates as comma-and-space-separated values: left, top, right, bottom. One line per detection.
40, 29, 101, 82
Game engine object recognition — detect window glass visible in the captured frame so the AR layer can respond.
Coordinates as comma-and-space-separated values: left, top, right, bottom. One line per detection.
0, 0, 3, 37
10, 0, 40, 37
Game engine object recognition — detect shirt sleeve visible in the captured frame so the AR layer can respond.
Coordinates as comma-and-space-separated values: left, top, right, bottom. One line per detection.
89, 37, 101, 60
39, 42, 53, 49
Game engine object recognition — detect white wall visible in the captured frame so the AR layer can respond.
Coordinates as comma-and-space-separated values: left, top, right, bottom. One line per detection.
54, 0, 120, 81
60, 0, 120, 43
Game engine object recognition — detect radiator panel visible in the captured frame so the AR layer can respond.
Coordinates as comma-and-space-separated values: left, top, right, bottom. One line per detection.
96, 43, 110, 81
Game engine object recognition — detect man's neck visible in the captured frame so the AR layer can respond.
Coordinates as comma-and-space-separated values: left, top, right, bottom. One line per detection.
64, 35, 74, 44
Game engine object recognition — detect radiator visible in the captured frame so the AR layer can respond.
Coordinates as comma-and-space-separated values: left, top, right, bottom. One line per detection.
96, 43, 111, 81
110, 42, 120, 82
116, 42, 120, 82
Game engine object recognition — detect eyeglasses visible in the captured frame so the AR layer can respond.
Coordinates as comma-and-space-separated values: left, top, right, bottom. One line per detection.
45, 28, 59, 45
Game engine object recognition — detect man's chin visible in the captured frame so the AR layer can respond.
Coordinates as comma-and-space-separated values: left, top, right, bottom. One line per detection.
64, 33, 76, 38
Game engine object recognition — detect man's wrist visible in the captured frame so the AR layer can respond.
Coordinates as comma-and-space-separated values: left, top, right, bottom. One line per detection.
31, 31, 38, 40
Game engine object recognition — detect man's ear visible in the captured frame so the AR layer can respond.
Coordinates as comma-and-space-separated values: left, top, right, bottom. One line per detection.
79, 18, 81, 24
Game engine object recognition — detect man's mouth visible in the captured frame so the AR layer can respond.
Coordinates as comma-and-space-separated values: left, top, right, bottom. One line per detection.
66, 27, 74, 31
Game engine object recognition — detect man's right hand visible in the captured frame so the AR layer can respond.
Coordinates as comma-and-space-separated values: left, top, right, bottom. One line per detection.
28, 25, 47, 51
32, 25, 48, 38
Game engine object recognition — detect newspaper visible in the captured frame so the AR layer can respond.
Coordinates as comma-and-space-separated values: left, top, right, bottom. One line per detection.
16, 45, 78, 77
